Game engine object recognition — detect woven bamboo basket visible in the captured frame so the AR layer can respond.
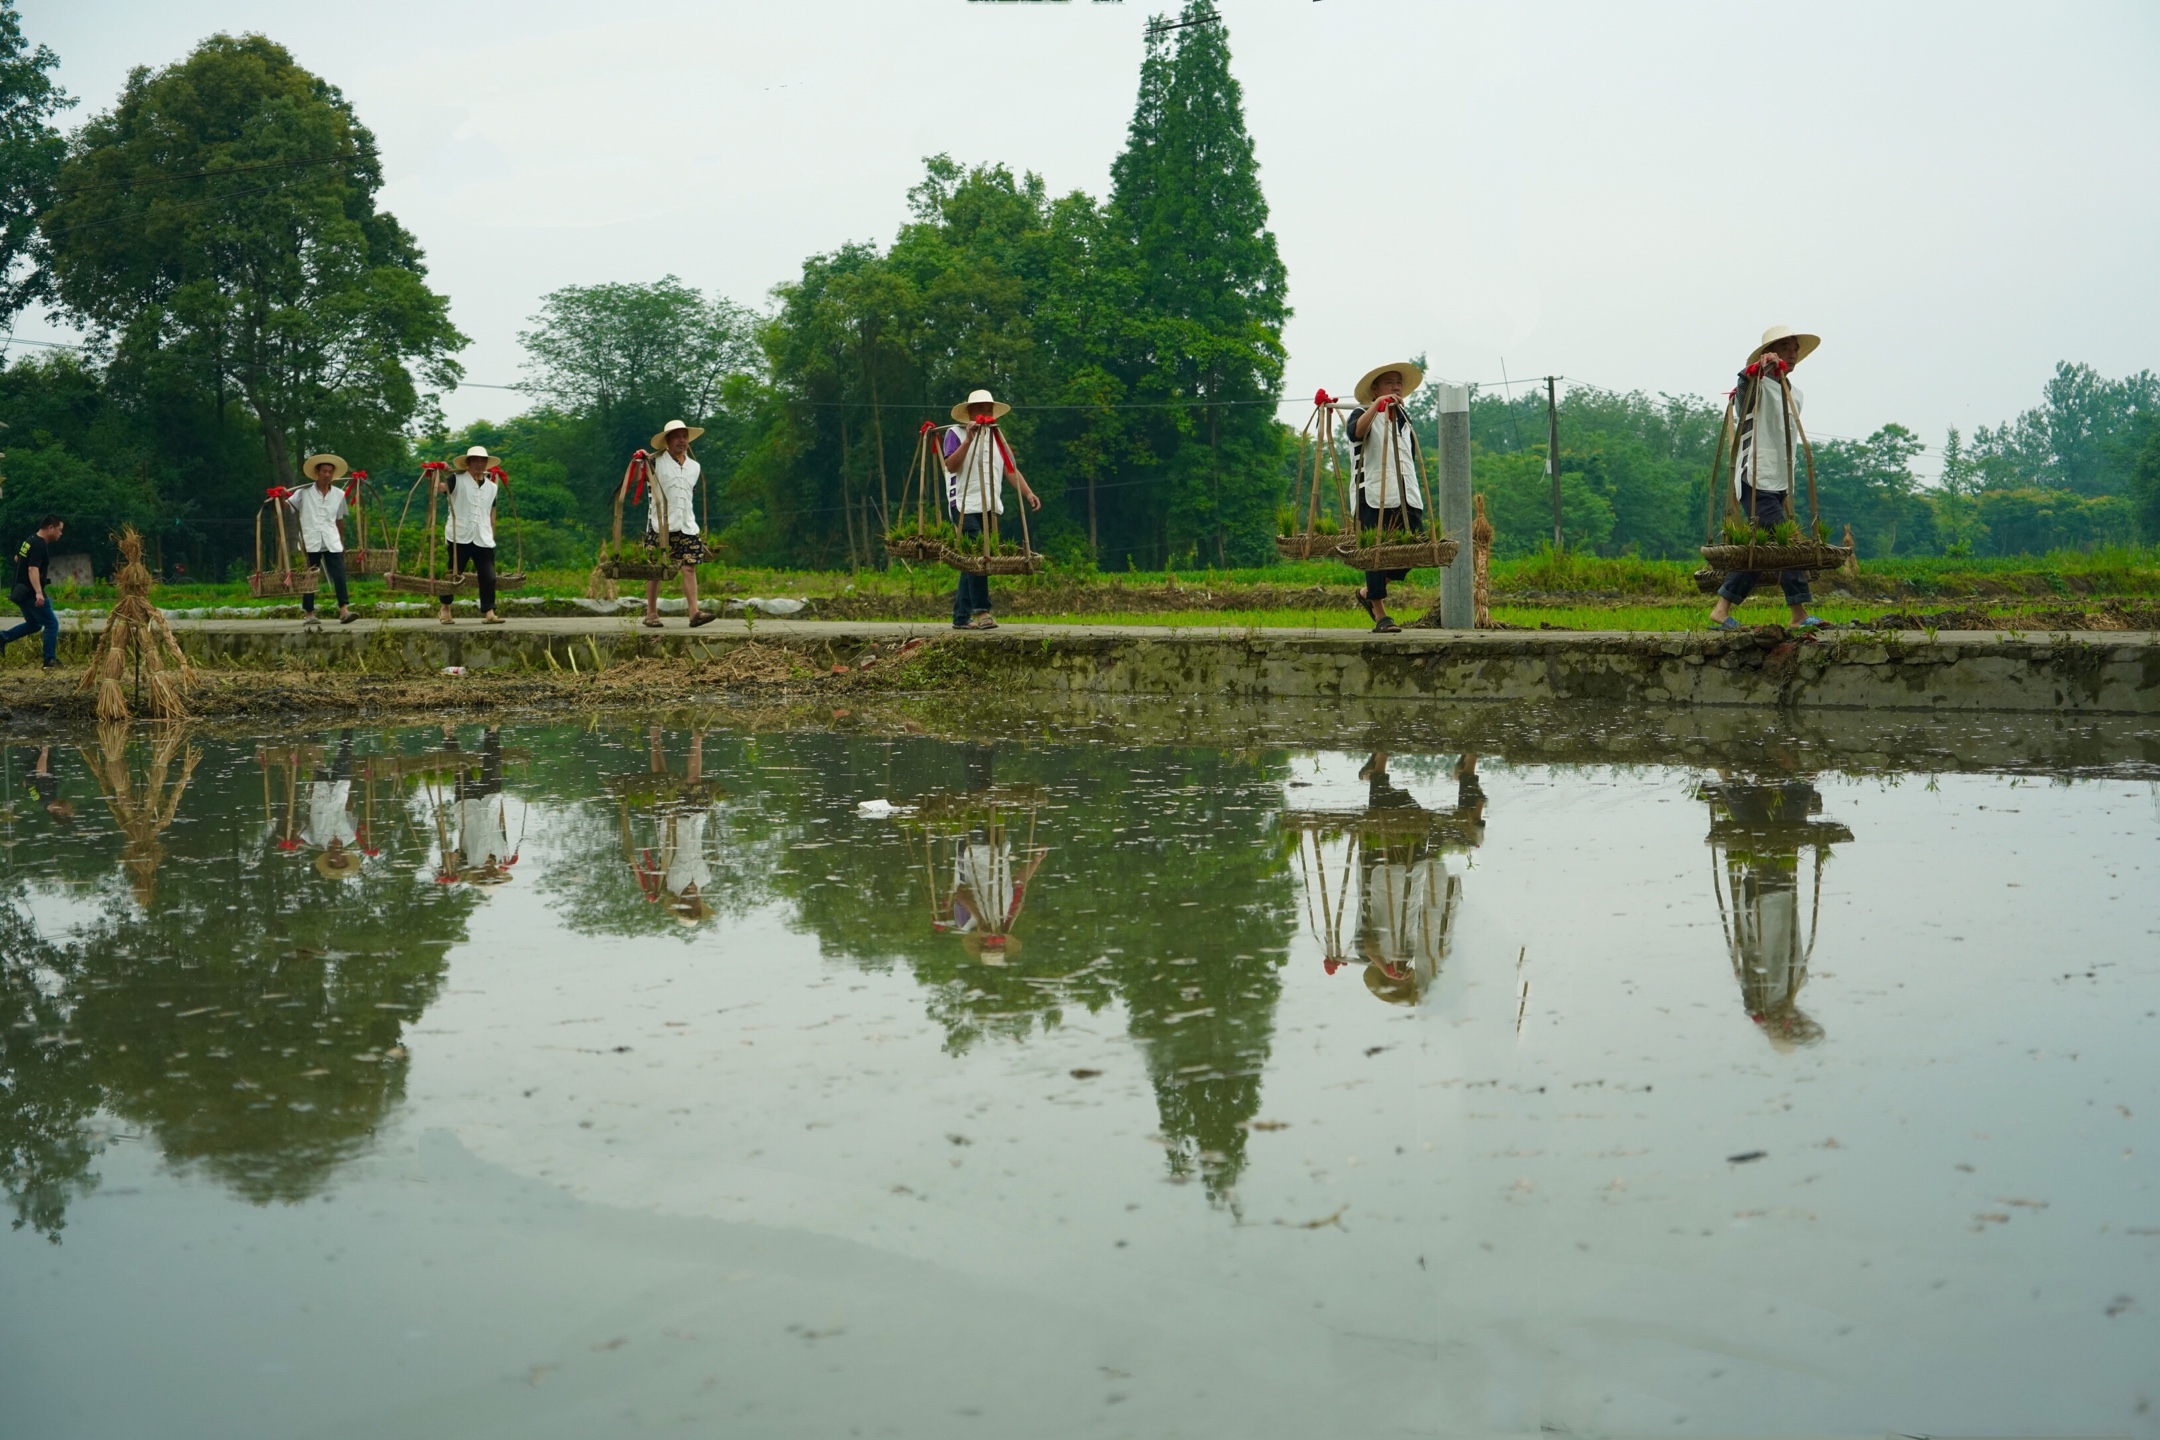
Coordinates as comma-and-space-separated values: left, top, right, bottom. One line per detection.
884, 534, 945, 563
1698, 542, 1852, 573
249, 498, 320, 597
343, 547, 398, 577
942, 544, 1044, 576
383, 467, 468, 597
1275, 534, 1346, 561
1340, 536, 1459, 572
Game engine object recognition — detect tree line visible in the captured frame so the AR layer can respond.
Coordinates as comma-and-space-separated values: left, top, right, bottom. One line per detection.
0, 0, 2152, 577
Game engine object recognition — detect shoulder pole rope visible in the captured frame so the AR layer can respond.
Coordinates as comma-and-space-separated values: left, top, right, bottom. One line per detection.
1778, 370, 1822, 537
1702, 390, 1740, 546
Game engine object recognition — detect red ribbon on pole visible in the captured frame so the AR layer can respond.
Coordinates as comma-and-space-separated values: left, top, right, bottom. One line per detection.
918, 419, 935, 435
991, 428, 1018, 475
1314, 388, 1336, 407
265, 485, 291, 500
624, 451, 650, 505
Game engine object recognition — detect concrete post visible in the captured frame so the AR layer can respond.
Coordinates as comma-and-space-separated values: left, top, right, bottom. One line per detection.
1436, 382, 1474, 629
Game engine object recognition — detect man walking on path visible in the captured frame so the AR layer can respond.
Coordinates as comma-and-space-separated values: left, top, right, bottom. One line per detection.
436, 445, 506, 627
941, 389, 1041, 631
1345, 363, 1428, 634
2, 514, 64, 668
1709, 325, 1826, 631
643, 420, 716, 630
290, 454, 359, 628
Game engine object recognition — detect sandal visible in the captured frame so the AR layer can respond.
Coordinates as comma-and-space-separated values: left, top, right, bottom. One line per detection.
1708, 617, 1741, 632
641, 615, 663, 629
438, 610, 455, 626
338, 612, 359, 626
688, 612, 716, 629
1792, 615, 1827, 630
481, 613, 505, 626
968, 613, 999, 630
1371, 613, 1402, 635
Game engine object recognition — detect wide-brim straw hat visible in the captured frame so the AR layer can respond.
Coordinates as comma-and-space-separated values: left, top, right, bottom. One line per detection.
449, 445, 497, 469
950, 389, 1012, 423
1354, 362, 1425, 406
301, 453, 349, 481
315, 848, 364, 879
1747, 325, 1821, 366
651, 420, 706, 449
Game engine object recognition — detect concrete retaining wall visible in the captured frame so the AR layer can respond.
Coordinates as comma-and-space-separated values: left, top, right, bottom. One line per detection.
29, 618, 2160, 714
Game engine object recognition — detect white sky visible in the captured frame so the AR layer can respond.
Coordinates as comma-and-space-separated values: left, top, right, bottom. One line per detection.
17, 1, 2160, 479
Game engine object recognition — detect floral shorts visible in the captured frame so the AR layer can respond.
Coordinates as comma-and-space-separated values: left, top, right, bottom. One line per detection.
644, 530, 710, 567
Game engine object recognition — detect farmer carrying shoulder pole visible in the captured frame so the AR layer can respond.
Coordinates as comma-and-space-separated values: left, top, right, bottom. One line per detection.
645, 420, 716, 629
436, 445, 505, 626
290, 453, 358, 628
1346, 361, 1427, 634
941, 389, 1041, 631
1709, 325, 1826, 631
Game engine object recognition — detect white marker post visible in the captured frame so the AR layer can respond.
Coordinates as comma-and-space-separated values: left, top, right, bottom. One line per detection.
1436, 382, 1474, 628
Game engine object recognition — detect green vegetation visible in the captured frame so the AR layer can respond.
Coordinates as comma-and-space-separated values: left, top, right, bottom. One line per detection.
0, 0, 2150, 584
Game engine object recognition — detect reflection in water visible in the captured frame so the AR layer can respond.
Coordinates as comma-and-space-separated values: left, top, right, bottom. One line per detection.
1291, 752, 1486, 1006
4, 727, 490, 1236
909, 787, 1050, 957
616, 727, 724, 926
1703, 772, 1853, 1050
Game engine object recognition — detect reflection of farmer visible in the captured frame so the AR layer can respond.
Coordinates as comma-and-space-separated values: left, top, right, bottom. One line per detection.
944, 823, 1047, 951
443, 726, 512, 886
307, 731, 364, 881
625, 727, 718, 925
1347, 753, 1481, 1005
26, 745, 72, 822
1706, 773, 1848, 1050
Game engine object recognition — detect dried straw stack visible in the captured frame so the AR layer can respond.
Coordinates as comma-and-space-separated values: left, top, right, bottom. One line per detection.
1471, 493, 1494, 629
77, 526, 194, 721
80, 721, 201, 908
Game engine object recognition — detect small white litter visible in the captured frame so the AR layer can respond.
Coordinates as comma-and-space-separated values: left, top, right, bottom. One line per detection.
854, 799, 913, 817
726, 597, 808, 617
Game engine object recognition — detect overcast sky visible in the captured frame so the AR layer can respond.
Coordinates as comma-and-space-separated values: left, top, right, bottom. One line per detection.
17, 1, 2160, 477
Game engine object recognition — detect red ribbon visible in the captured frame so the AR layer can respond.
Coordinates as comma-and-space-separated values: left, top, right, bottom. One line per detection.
422, 461, 449, 473
991, 429, 1017, 475
486, 464, 507, 484
1314, 388, 1335, 406
624, 452, 650, 505
918, 420, 935, 435
265, 486, 291, 500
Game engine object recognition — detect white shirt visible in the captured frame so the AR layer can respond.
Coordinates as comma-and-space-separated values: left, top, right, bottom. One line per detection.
287, 483, 349, 554
305, 779, 358, 849
1739, 378, 1803, 495
944, 425, 1007, 517
951, 839, 1015, 932
1354, 409, 1426, 511
663, 811, 713, 898
444, 473, 498, 547
456, 795, 509, 870
648, 452, 701, 537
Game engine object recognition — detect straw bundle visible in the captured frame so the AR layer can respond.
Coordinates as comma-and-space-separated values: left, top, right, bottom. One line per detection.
80, 721, 201, 909
76, 527, 194, 721
1471, 493, 1494, 629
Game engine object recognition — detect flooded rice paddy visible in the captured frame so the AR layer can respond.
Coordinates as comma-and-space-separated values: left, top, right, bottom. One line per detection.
2, 708, 2157, 1438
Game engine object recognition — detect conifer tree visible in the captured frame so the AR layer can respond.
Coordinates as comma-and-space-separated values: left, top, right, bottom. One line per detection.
1107, 4, 1288, 567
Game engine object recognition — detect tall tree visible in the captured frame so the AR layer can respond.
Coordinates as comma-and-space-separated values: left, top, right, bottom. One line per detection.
517, 276, 759, 457
1106, 5, 1289, 566
40, 34, 465, 488
0, 0, 68, 325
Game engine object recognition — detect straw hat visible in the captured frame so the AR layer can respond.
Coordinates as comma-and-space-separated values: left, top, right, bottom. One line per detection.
949, 389, 1012, 423
1747, 325, 1820, 366
450, 445, 497, 468
651, 420, 705, 449
301, 453, 349, 482
315, 847, 364, 880
1353, 362, 1424, 406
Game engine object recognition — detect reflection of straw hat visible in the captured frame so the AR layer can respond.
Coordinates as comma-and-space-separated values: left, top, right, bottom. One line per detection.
461, 862, 514, 888
1363, 959, 1420, 1006
651, 420, 706, 449
949, 389, 1012, 423
1746, 325, 1821, 366
302, 453, 349, 481
315, 848, 364, 880
667, 892, 713, 926
1354, 362, 1424, 406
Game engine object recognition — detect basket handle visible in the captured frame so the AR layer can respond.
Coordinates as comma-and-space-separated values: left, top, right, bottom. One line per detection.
1703, 390, 1739, 545
272, 490, 293, 574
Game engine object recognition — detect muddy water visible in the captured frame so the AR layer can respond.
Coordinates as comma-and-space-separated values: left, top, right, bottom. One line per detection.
1, 715, 2155, 1438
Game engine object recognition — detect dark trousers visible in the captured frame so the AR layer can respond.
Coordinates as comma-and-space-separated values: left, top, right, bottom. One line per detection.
1716, 487, 1812, 607
301, 550, 349, 613
1356, 500, 1426, 602
950, 514, 991, 625
449, 542, 497, 612
3, 594, 58, 663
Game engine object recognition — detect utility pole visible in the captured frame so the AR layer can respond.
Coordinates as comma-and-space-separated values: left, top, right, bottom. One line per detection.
1546, 376, 1563, 551
1436, 383, 1473, 628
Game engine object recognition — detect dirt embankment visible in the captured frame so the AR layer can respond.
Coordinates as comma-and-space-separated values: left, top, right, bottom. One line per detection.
1857, 601, 2160, 631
